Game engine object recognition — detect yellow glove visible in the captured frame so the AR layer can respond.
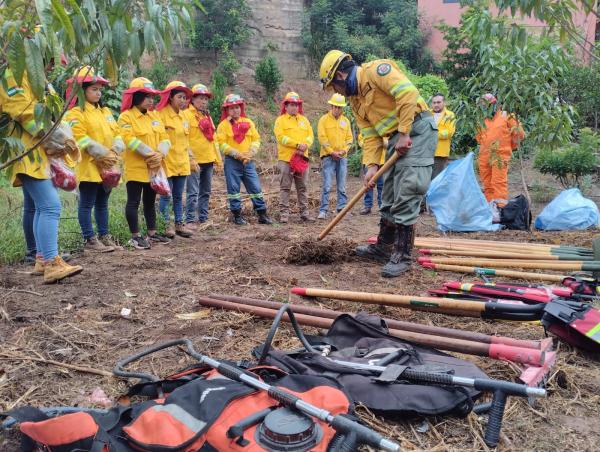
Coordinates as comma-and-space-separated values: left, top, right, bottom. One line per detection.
64, 138, 81, 162
96, 150, 119, 170
190, 159, 200, 173
145, 151, 163, 171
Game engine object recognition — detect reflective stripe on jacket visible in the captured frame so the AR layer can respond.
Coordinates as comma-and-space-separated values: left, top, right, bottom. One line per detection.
158, 105, 190, 177
273, 113, 314, 162
216, 117, 260, 160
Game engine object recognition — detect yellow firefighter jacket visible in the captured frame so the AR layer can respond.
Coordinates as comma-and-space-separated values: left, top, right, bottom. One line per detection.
317, 112, 353, 157
434, 108, 456, 158
216, 117, 261, 160
183, 106, 221, 165
158, 104, 191, 177
273, 113, 314, 162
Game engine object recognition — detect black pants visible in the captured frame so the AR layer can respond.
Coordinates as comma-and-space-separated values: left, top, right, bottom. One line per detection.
125, 181, 156, 234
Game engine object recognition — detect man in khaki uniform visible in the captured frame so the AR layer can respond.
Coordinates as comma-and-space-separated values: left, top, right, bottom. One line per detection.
319, 50, 437, 277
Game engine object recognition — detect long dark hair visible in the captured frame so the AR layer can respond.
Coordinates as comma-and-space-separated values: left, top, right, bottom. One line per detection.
82, 81, 104, 108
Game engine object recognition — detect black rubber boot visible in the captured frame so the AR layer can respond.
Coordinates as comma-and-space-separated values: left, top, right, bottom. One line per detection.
355, 218, 396, 263
257, 209, 273, 225
232, 209, 247, 225
381, 224, 414, 278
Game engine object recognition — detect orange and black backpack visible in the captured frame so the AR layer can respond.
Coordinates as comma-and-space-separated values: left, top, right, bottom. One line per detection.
6, 365, 354, 451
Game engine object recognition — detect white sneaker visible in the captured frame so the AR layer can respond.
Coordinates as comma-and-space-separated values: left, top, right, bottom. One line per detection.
317, 211, 327, 220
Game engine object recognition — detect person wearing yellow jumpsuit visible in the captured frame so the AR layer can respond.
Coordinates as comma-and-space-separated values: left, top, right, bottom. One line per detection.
118, 77, 171, 249
156, 81, 194, 238
217, 94, 272, 225
273, 92, 315, 223
476, 93, 525, 204
65, 67, 124, 252
0, 70, 83, 282
319, 50, 437, 278
183, 83, 222, 227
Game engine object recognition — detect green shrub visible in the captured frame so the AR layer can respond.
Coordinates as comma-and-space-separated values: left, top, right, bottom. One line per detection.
208, 70, 228, 125
347, 149, 363, 177
254, 54, 283, 100
534, 128, 600, 189
412, 74, 449, 103
217, 45, 241, 85
142, 61, 177, 90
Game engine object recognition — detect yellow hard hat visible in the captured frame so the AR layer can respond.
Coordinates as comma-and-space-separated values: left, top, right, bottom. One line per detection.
191, 83, 212, 97
163, 80, 191, 92
69, 66, 109, 85
283, 91, 303, 104
328, 93, 346, 107
127, 77, 157, 91
319, 50, 351, 90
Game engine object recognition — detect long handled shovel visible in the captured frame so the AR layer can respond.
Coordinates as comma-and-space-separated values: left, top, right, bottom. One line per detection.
292, 287, 600, 352
318, 152, 399, 241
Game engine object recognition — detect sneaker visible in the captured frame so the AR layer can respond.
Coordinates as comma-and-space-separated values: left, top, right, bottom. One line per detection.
43, 256, 83, 284
359, 207, 372, 215
175, 223, 193, 238
185, 222, 199, 231
164, 222, 176, 239
317, 211, 327, 220
279, 212, 289, 224
129, 236, 151, 250
99, 234, 124, 251
84, 236, 114, 253
148, 233, 171, 244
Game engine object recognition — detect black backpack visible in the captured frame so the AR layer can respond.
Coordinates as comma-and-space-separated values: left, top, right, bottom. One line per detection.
500, 195, 531, 230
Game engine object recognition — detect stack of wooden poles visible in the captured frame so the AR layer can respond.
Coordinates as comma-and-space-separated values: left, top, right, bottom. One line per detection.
415, 237, 597, 282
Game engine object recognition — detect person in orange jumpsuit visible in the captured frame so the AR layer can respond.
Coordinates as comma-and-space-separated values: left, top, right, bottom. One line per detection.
476, 93, 525, 204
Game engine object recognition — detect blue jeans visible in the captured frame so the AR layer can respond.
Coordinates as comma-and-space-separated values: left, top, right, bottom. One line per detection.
363, 165, 384, 209
319, 156, 347, 213
78, 182, 110, 240
20, 175, 61, 261
22, 187, 37, 255
224, 156, 266, 212
186, 163, 214, 223
159, 175, 187, 223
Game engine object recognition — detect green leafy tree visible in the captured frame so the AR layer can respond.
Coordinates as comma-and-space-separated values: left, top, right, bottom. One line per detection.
208, 70, 227, 125
534, 128, 600, 188
191, 0, 251, 58
560, 63, 600, 130
254, 54, 283, 101
217, 45, 241, 85
142, 61, 177, 91
0, 0, 197, 171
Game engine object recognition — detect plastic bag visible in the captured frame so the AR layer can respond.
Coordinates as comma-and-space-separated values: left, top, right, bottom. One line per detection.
49, 157, 77, 191
100, 166, 121, 189
290, 153, 309, 175
535, 188, 599, 230
149, 167, 171, 196
426, 152, 501, 232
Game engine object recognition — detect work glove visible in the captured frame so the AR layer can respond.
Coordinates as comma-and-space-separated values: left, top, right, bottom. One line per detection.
95, 150, 119, 171
145, 151, 163, 171
112, 137, 125, 154
190, 159, 200, 173
157, 140, 170, 157
86, 140, 110, 160
44, 123, 76, 157
134, 141, 154, 158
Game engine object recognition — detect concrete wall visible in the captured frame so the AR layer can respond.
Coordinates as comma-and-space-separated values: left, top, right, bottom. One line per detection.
418, 0, 597, 62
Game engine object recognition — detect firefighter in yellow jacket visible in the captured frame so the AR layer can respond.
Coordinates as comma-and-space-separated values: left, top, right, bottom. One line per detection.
217, 94, 272, 225
317, 93, 353, 219
118, 77, 172, 249
320, 50, 438, 278
273, 92, 315, 223
0, 69, 83, 283
156, 80, 194, 238
66, 66, 123, 253
431, 93, 456, 180
183, 83, 222, 227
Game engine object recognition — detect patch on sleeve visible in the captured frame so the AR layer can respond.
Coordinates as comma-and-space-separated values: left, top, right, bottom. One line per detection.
376, 63, 391, 76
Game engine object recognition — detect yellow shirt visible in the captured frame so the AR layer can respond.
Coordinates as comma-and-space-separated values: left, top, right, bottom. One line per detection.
158, 105, 191, 177
434, 108, 456, 158
216, 117, 260, 160
348, 59, 428, 166
358, 133, 384, 165
273, 113, 314, 162
183, 106, 222, 165
118, 107, 169, 183
66, 102, 121, 183
0, 70, 50, 186
317, 112, 353, 157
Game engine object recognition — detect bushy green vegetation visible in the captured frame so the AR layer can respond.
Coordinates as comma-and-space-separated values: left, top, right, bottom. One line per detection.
255, 54, 284, 101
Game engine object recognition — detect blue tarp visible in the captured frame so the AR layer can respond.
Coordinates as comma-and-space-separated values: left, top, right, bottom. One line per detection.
535, 188, 599, 230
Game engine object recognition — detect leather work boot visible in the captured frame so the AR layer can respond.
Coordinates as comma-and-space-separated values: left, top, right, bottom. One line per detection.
355, 218, 396, 263
257, 209, 273, 225
175, 223, 193, 238
84, 236, 114, 253
32, 256, 45, 276
99, 234, 124, 250
232, 210, 247, 225
381, 224, 415, 278
164, 222, 176, 238
44, 256, 83, 284
279, 211, 289, 224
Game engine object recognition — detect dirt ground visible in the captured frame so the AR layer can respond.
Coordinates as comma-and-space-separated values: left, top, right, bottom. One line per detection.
1, 166, 599, 452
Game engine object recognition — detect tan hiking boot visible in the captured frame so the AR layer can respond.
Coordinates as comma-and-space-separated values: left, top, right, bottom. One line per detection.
175, 223, 193, 238
279, 212, 289, 224
165, 222, 176, 238
84, 236, 114, 253
32, 256, 45, 276
99, 234, 124, 250
44, 256, 83, 284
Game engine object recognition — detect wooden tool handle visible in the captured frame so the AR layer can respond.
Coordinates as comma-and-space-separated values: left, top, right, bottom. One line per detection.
318, 152, 399, 241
